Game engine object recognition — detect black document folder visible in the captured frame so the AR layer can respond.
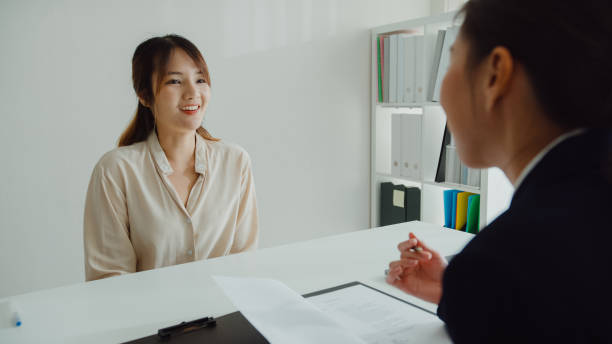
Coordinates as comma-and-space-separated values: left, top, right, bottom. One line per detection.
380, 182, 407, 226
380, 182, 421, 226
123, 282, 434, 343
405, 187, 421, 222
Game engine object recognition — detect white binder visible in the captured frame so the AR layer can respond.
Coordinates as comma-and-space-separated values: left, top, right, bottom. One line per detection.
414, 35, 426, 103
389, 35, 398, 103
397, 35, 406, 104
391, 114, 402, 177
383, 36, 390, 103
432, 26, 459, 102
400, 114, 422, 179
402, 36, 416, 103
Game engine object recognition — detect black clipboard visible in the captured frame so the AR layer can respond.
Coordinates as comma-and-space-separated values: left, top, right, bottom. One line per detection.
123, 310, 268, 344
123, 281, 433, 343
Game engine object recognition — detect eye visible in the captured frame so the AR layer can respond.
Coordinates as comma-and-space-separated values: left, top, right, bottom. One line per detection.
165, 79, 180, 85
197, 78, 207, 84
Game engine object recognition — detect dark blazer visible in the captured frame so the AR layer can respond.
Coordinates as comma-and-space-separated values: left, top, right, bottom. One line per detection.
437, 129, 612, 343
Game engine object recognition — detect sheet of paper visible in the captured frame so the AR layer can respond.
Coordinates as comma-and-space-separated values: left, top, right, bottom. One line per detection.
213, 276, 366, 344
307, 284, 451, 344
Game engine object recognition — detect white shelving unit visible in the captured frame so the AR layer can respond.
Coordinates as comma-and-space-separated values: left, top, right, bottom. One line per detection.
370, 11, 514, 230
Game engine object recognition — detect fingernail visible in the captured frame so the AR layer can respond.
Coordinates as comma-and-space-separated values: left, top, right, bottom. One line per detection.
415, 246, 423, 252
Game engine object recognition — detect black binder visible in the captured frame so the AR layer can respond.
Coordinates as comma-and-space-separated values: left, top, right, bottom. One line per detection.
380, 182, 407, 226
380, 182, 421, 226
435, 125, 452, 183
405, 187, 421, 222
123, 282, 433, 343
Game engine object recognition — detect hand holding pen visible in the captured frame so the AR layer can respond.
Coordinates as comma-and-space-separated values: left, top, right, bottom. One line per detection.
386, 232, 448, 304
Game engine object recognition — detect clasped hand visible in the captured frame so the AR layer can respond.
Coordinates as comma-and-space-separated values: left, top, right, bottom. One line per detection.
386, 232, 447, 304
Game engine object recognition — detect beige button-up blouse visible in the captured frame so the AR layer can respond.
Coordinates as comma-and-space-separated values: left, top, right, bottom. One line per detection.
83, 132, 259, 281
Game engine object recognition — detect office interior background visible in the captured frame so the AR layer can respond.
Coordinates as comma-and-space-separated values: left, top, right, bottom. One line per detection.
0, 0, 467, 298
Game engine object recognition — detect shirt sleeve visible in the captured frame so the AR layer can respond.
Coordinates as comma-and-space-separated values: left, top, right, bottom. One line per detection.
230, 153, 259, 253
83, 163, 137, 281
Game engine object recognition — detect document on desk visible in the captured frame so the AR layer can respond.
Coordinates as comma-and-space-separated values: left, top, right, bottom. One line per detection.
213, 276, 366, 343
213, 276, 450, 344
307, 283, 451, 344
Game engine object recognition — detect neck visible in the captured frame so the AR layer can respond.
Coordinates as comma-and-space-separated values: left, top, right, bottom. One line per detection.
497, 116, 564, 185
156, 128, 196, 171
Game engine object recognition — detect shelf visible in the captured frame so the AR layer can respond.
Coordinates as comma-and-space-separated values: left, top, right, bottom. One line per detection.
377, 101, 440, 108
422, 180, 480, 193
375, 173, 422, 184
375, 173, 480, 193
370, 11, 514, 230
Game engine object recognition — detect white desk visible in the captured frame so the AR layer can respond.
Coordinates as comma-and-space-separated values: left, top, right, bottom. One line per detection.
0, 221, 473, 343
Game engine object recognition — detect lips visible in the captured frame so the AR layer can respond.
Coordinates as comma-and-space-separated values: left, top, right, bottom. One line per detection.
180, 104, 200, 115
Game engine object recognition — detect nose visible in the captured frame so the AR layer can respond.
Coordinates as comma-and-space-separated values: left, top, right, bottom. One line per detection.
183, 80, 197, 100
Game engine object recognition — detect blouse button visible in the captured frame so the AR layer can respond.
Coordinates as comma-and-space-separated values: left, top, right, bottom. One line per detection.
187, 250, 193, 256
186, 217, 192, 224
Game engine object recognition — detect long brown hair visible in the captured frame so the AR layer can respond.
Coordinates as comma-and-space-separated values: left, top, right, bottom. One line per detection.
118, 34, 219, 147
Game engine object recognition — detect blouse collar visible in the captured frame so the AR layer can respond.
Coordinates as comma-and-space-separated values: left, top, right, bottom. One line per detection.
147, 131, 207, 176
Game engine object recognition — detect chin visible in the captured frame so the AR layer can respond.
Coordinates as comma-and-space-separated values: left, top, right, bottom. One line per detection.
456, 144, 487, 169
181, 117, 204, 131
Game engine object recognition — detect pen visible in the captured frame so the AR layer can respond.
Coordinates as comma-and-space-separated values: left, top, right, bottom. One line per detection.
409, 246, 423, 253
11, 303, 22, 327
385, 245, 423, 278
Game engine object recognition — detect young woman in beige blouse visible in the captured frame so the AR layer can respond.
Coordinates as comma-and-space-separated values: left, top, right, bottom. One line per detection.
83, 35, 259, 281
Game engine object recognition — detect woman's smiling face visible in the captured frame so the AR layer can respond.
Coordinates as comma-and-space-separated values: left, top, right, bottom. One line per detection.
150, 48, 211, 135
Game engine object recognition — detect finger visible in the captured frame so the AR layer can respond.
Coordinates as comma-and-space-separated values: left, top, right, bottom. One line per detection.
398, 258, 419, 268
388, 260, 402, 270
386, 266, 403, 283
389, 260, 417, 276
398, 238, 419, 252
388, 272, 415, 294
388, 274, 403, 287
400, 250, 433, 261
387, 264, 403, 275
408, 232, 443, 259
409, 232, 435, 252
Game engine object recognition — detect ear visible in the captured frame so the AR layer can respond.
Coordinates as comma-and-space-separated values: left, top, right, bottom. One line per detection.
138, 97, 149, 108
482, 46, 514, 112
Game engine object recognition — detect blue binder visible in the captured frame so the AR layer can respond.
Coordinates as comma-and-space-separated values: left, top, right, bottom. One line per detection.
443, 189, 461, 228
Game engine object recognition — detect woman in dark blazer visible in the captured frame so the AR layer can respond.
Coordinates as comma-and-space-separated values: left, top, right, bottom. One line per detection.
386, 0, 612, 342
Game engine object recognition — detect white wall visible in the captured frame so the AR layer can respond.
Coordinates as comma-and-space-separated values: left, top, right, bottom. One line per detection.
0, 0, 431, 297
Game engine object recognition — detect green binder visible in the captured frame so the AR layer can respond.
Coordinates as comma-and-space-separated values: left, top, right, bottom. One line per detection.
377, 36, 383, 102
466, 194, 480, 234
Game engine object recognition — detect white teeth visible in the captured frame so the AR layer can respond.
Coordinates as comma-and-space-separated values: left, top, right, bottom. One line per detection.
181, 105, 199, 111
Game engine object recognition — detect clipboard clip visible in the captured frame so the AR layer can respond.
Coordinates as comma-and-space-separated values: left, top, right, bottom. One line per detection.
158, 316, 216, 340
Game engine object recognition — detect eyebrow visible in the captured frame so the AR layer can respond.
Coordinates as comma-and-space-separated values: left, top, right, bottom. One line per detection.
166, 71, 204, 75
